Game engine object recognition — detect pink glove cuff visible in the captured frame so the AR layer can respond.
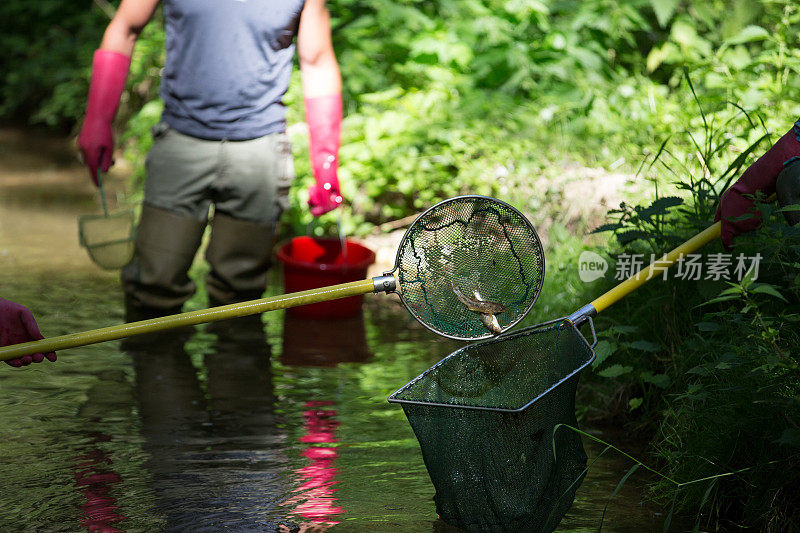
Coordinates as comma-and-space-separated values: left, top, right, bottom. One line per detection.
305, 93, 343, 216
78, 49, 131, 186
87, 50, 130, 121
305, 93, 342, 182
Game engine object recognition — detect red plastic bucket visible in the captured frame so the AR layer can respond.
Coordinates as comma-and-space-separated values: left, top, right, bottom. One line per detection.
276, 236, 376, 319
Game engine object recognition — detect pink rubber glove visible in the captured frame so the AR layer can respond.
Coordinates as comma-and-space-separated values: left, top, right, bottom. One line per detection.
1, 298, 57, 368
77, 49, 131, 187
305, 93, 343, 217
715, 127, 800, 249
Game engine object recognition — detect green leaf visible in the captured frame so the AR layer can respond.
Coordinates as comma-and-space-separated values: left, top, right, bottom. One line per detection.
696, 322, 721, 332
591, 222, 623, 234
750, 284, 788, 302
650, 0, 679, 28
739, 264, 758, 289
628, 397, 643, 410
724, 25, 769, 45
598, 364, 633, 378
643, 372, 671, 388
628, 340, 661, 352
643, 196, 683, 217
592, 340, 616, 368
778, 204, 800, 214
647, 42, 678, 72
616, 230, 649, 245
704, 294, 741, 305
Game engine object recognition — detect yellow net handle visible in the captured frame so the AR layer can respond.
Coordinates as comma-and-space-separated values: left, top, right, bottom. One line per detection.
591, 188, 782, 316
0, 279, 377, 361
591, 221, 722, 314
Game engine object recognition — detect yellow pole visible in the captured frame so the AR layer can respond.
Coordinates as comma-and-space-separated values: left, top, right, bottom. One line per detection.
0, 279, 377, 361
590, 221, 722, 315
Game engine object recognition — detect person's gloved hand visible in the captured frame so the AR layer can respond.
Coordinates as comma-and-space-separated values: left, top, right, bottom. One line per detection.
77, 49, 131, 187
1, 298, 57, 368
305, 93, 343, 217
715, 127, 800, 249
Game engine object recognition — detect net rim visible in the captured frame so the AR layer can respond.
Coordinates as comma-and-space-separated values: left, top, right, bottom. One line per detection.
388, 195, 545, 341
77, 209, 136, 246
387, 317, 596, 413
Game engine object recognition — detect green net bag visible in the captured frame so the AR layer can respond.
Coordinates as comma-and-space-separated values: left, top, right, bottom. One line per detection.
389, 320, 595, 532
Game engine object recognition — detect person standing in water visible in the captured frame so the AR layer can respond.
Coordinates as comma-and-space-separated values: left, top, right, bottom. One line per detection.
77, 0, 345, 320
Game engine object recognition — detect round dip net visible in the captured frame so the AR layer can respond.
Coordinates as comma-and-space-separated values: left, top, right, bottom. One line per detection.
393, 196, 544, 341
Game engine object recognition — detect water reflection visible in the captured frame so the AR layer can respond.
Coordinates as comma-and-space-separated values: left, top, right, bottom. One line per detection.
124, 315, 289, 531
282, 401, 343, 531
281, 314, 371, 367
73, 431, 126, 532
74, 370, 132, 532
279, 311, 374, 531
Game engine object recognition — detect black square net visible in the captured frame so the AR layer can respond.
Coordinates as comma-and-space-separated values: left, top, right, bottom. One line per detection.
389, 321, 595, 532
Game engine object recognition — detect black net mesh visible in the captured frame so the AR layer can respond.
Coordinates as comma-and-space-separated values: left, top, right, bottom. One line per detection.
389, 321, 595, 533
395, 196, 544, 340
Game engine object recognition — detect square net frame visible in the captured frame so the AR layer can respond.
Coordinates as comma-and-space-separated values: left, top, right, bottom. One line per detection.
388, 319, 596, 533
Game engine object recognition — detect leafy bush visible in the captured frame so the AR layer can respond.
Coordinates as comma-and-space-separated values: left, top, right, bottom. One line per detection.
0, 1, 108, 127
586, 84, 800, 528
6, 1, 799, 236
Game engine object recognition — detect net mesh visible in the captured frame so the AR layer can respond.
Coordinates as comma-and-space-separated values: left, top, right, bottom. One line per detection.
389, 321, 595, 532
396, 196, 544, 340
78, 211, 136, 269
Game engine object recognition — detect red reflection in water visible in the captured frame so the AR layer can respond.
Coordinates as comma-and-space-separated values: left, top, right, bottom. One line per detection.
73, 431, 125, 532
283, 400, 343, 528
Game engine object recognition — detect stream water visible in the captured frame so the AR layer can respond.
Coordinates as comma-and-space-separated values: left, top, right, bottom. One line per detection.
0, 128, 676, 532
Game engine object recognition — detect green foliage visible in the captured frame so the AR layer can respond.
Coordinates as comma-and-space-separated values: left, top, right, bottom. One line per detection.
0, 1, 109, 127
586, 83, 800, 528
6, 0, 799, 236
651, 216, 800, 529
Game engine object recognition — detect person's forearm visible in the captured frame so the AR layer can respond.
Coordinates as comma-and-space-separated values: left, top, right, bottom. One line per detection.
100, 17, 141, 56
300, 58, 342, 99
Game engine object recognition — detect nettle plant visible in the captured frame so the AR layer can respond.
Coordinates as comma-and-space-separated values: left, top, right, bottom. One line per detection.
651, 208, 800, 529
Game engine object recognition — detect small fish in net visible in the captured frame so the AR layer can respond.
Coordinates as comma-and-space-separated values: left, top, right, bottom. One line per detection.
448, 264, 507, 335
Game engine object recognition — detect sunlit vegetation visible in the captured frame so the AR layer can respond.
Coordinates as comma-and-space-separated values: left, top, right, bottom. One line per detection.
3, 0, 799, 529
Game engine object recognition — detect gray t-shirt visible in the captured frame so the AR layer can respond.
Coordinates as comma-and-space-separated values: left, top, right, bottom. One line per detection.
160, 0, 306, 141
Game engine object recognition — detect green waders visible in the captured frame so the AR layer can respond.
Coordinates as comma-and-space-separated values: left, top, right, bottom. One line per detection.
121, 123, 293, 319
